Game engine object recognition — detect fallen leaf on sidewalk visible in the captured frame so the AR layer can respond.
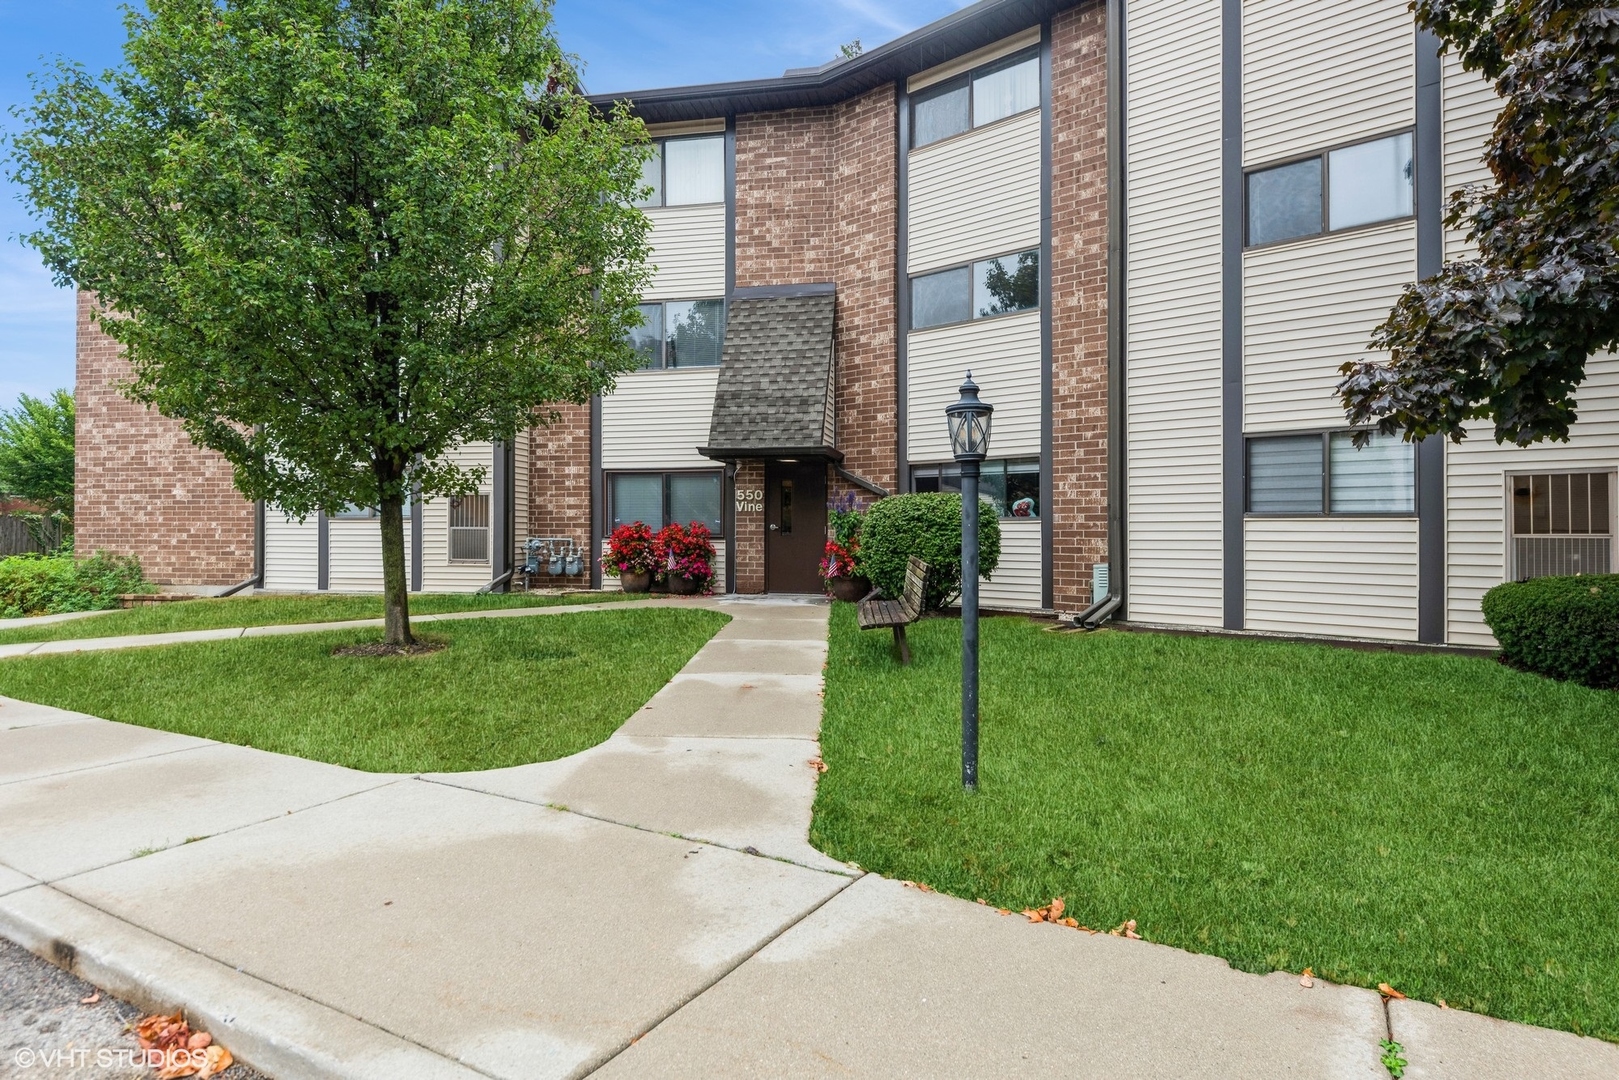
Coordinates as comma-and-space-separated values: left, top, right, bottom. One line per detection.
900, 880, 935, 893
132, 1011, 233, 1077
1438, 999, 1449, 1009
1109, 919, 1142, 939
806, 757, 828, 773
79, 991, 101, 1005
1378, 982, 1407, 1000
1299, 967, 1314, 989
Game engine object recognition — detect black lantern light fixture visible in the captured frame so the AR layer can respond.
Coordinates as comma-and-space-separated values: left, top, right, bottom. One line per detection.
945, 372, 993, 790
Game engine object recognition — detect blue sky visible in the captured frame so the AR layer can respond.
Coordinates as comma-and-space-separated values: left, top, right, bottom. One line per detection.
0, 0, 967, 412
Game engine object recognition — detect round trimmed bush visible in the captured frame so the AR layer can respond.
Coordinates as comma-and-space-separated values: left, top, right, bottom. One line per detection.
1481, 574, 1619, 689
857, 492, 1000, 612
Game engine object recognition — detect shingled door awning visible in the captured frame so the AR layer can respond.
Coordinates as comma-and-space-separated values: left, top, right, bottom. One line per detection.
698, 285, 842, 463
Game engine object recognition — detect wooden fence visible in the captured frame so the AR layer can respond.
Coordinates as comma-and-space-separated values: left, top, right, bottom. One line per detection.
0, 514, 67, 557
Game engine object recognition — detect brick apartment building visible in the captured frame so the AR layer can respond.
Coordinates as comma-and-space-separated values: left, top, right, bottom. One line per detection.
78, 0, 1616, 644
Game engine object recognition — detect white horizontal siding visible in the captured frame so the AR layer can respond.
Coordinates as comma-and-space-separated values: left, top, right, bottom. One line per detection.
600, 369, 720, 470
981, 520, 1042, 610
644, 204, 726, 301
262, 512, 317, 591
907, 110, 1041, 274
1245, 517, 1419, 640
599, 540, 729, 593
327, 517, 413, 593
1123, 0, 1225, 627
421, 441, 494, 592
1243, 0, 1413, 166
1442, 52, 1500, 263
1446, 356, 1619, 646
1244, 221, 1416, 432
512, 429, 531, 566
906, 311, 1040, 463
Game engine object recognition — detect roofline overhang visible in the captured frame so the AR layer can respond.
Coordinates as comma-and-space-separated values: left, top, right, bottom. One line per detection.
697, 446, 846, 464
585, 0, 1086, 124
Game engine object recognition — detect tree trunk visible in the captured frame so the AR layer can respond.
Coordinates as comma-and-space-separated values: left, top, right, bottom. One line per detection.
379, 495, 413, 646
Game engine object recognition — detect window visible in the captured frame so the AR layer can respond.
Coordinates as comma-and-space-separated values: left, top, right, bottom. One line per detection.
911, 249, 1040, 330
334, 504, 378, 520
911, 48, 1039, 149
634, 135, 724, 208
448, 493, 490, 562
1246, 132, 1413, 247
630, 299, 725, 369
912, 459, 1040, 518
1247, 431, 1414, 515
609, 472, 724, 536
1509, 472, 1614, 580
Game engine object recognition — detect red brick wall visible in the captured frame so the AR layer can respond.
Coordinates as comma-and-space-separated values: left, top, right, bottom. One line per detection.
732, 460, 765, 593
526, 403, 592, 585
1049, 4, 1111, 612
734, 85, 899, 497
74, 292, 256, 586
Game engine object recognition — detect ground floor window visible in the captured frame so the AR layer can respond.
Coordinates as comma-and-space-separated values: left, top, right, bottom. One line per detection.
1247, 430, 1415, 515
1510, 471, 1614, 580
609, 471, 724, 536
912, 458, 1039, 518
448, 493, 490, 562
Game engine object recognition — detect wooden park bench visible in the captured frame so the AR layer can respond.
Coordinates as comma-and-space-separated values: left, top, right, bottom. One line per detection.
856, 556, 928, 665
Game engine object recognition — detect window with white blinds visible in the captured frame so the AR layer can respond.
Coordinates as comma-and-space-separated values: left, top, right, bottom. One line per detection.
1247, 431, 1415, 515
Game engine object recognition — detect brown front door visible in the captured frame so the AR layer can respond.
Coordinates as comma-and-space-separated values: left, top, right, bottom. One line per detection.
764, 461, 827, 594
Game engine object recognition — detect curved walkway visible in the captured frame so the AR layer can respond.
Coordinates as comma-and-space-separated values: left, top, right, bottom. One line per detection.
0, 598, 1612, 1079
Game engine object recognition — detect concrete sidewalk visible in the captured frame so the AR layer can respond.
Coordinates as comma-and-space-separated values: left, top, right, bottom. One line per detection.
0, 597, 1614, 1079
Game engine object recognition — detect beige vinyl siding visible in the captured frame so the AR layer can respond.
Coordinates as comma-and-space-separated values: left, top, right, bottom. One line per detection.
327, 515, 413, 593
1244, 221, 1416, 432
1123, 0, 1224, 627
907, 110, 1041, 275
599, 540, 728, 593
981, 520, 1042, 610
906, 311, 1040, 463
421, 442, 494, 591
1242, 0, 1413, 166
600, 369, 720, 470
1245, 518, 1419, 639
512, 431, 531, 565
644, 204, 726, 301
262, 512, 318, 592
1446, 356, 1619, 646
1442, 52, 1500, 263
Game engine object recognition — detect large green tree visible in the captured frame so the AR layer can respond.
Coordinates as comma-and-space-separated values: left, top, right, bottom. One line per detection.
0, 390, 75, 540
9, 0, 652, 644
1339, 0, 1619, 446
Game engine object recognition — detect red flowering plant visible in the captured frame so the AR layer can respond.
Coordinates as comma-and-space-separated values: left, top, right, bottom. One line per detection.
819, 539, 859, 583
602, 522, 657, 576
654, 521, 716, 589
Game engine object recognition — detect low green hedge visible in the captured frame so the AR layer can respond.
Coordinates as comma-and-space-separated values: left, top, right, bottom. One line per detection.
0, 551, 149, 619
858, 492, 1000, 612
1481, 574, 1619, 690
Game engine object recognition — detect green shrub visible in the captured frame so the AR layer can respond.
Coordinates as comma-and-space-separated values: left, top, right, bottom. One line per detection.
0, 551, 149, 619
1481, 575, 1619, 690
858, 492, 1000, 612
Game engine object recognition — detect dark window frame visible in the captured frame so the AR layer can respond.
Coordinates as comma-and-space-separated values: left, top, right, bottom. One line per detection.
910, 457, 1042, 519
632, 297, 726, 371
636, 133, 726, 209
604, 468, 727, 539
909, 247, 1041, 332
910, 46, 1041, 150
1244, 429, 1418, 518
1243, 127, 1416, 251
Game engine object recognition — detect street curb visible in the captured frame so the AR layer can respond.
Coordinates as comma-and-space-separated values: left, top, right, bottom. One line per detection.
0, 885, 484, 1080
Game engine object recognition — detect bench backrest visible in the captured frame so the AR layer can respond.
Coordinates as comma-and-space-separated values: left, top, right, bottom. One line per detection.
900, 556, 928, 620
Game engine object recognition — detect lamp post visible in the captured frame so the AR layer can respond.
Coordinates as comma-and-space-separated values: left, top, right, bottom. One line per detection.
945, 372, 993, 791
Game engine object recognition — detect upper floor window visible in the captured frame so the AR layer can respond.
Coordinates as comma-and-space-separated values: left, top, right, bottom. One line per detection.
630, 299, 725, 369
911, 249, 1039, 330
1247, 430, 1414, 515
1246, 131, 1413, 247
913, 458, 1040, 518
911, 48, 1039, 148
635, 135, 724, 208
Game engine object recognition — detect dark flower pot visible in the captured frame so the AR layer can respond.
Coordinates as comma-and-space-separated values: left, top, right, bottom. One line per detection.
667, 573, 704, 596
827, 576, 871, 603
619, 570, 653, 593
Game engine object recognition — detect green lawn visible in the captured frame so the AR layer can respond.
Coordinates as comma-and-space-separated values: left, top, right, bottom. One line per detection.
811, 605, 1619, 1041
0, 607, 725, 772
0, 590, 639, 645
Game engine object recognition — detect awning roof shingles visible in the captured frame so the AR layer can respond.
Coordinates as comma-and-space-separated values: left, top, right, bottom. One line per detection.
700, 292, 841, 462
